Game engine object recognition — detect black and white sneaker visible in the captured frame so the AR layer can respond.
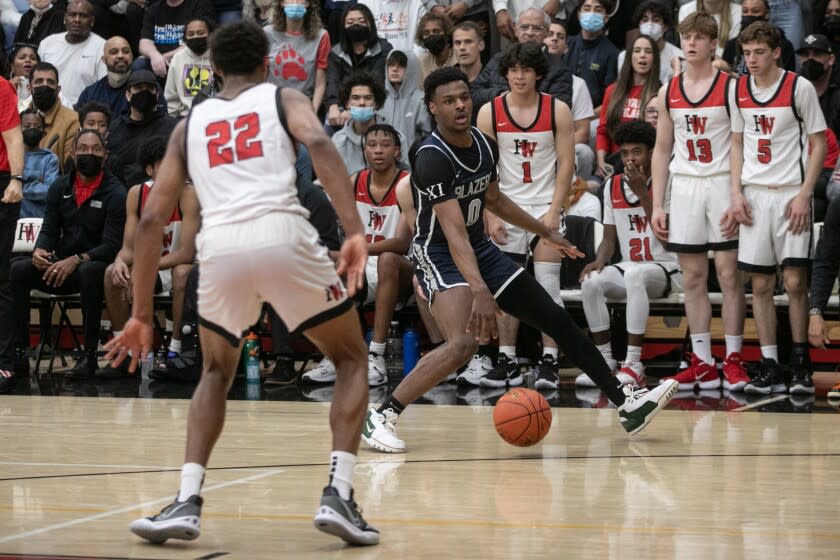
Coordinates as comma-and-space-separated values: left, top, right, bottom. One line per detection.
745, 358, 787, 395
788, 360, 815, 395
314, 486, 380, 545
534, 354, 560, 390
479, 354, 522, 388
129, 494, 202, 544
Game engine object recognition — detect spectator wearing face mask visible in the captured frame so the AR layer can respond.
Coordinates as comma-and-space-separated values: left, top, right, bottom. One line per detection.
416, 11, 456, 81
819, 0, 840, 73
565, 0, 619, 111
28, 62, 79, 171
165, 18, 215, 117
797, 33, 840, 138
722, 0, 796, 75
331, 72, 388, 175
20, 108, 59, 219
618, 1, 683, 84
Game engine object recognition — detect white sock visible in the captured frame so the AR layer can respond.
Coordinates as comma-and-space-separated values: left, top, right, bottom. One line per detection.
329, 451, 356, 500
761, 345, 778, 362
369, 341, 386, 356
168, 337, 182, 354
596, 342, 613, 363
499, 346, 516, 360
626, 345, 642, 364
725, 335, 743, 357
165, 318, 174, 333
690, 333, 713, 365
178, 462, 205, 501
543, 347, 558, 358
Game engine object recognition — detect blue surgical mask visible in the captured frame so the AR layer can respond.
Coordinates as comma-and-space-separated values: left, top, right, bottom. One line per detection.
349, 106, 375, 122
580, 12, 605, 33
284, 5, 306, 19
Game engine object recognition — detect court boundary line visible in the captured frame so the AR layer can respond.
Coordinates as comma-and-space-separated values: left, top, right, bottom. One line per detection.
0, 469, 283, 544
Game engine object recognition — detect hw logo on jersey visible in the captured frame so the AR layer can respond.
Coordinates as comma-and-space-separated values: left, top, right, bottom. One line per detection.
684, 115, 708, 135
752, 115, 776, 134
628, 215, 650, 233
513, 139, 538, 158
325, 282, 345, 303
368, 210, 387, 232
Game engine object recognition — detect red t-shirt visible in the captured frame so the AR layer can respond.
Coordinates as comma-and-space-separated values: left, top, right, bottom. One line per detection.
74, 171, 104, 207
0, 77, 20, 172
596, 83, 643, 154
823, 128, 839, 170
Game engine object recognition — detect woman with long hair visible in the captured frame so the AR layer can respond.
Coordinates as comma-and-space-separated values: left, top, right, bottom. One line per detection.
324, 3, 392, 128
265, 0, 330, 113
596, 35, 661, 177
8, 44, 39, 113
679, 0, 741, 54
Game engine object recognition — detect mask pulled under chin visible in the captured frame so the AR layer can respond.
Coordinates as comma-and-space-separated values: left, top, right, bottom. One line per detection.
108, 70, 130, 87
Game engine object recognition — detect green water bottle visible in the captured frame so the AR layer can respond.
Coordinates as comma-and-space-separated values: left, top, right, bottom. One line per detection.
243, 333, 261, 384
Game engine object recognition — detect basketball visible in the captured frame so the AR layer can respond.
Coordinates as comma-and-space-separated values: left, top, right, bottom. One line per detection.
492, 388, 552, 447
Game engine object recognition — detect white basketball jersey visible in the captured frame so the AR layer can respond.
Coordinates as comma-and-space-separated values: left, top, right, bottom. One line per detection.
355, 168, 406, 243
186, 83, 307, 231
667, 71, 733, 177
492, 93, 557, 205
736, 71, 807, 187
604, 175, 676, 264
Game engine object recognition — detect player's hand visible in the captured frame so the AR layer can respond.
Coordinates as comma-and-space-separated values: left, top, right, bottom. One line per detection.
541, 206, 566, 237
579, 260, 605, 283
651, 207, 669, 241
486, 213, 508, 245
104, 317, 153, 373
336, 233, 367, 297
445, 1, 468, 21
1, 179, 22, 204
786, 193, 811, 235
719, 208, 739, 239
809, 314, 830, 349
729, 191, 752, 227
624, 162, 647, 197
32, 248, 53, 271
111, 258, 131, 288
496, 10, 515, 40
543, 231, 585, 259
44, 257, 78, 288
467, 287, 501, 343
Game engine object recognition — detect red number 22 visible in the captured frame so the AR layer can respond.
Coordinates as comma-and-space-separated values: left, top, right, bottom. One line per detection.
206, 113, 264, 168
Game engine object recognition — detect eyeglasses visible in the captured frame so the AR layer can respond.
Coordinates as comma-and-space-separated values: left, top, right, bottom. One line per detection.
517, 24, 546, 32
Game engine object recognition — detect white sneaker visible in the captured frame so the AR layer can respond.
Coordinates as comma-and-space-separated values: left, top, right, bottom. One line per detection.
361, 407, 405, 453
302, 357, 336, 384
575, 358, 617, 387
367, 353, 387, 386
617, 380, 678, 435
616, 361, 646, 389
456, 354, 493, 386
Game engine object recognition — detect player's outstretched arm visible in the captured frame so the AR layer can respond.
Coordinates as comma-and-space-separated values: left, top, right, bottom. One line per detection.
650, 85, 672, 240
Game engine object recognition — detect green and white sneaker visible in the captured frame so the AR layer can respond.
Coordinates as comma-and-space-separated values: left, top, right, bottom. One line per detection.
129, 494, 202, 544
314, 486, 380, 545
361, 407, 405, 453
617, 380, 678, 435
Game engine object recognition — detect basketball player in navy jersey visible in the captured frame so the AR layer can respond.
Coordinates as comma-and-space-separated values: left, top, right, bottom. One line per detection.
726, 22, 826, 395
362, 67, 679, 454
105, 22, 379, 547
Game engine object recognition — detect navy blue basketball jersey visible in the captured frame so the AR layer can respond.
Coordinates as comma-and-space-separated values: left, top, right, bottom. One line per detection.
411, 127, 499, 247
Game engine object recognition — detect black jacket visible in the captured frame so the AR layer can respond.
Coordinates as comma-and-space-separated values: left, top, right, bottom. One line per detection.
564, 34, 619, 108
35, 171, 126, 262
107, 109, 178, 186
810, 197, 840, 314
471, 49, 573, 115
325, 38, 393, 110
14, 6, 66, 47
819, 77, 840, 140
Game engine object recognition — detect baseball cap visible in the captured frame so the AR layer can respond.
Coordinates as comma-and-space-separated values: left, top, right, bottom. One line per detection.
126, 69, 158, 88
797, 34, 832, 55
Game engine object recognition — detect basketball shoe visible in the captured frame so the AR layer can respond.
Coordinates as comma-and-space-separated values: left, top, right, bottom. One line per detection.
302, 357, 336, 384
129, 494, 202, 544
745, 358, 787, 395
479, 354, 522, 388
534, 354, 560, 390
828, 381, 840, 401
721, 352, 749, 392
659, 353, 720, 390
575, 358, 617, 387
617, 380, 679, 435
313, 486, 380, 545
616, 361, 646, 389
367, 353, 387, 386
788, 355, 815, 395
361, 407, 405, 453
456, 354, 493, 386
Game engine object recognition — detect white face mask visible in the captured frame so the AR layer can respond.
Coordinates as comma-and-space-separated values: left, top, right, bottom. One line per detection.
639, 22, 664, 42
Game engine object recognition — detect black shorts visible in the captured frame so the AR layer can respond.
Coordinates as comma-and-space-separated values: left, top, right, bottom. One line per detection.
413, 238, 523, 303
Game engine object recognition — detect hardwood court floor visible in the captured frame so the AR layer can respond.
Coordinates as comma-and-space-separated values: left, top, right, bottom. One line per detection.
1, 396, 838, 559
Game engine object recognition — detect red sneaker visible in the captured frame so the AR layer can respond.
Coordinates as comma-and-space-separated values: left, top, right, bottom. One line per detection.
722, 352, 750, 392
660, 353, 720, 390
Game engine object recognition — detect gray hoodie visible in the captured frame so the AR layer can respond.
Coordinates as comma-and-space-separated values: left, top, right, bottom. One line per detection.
379, 50, 432, 151
331, 114, 390, 176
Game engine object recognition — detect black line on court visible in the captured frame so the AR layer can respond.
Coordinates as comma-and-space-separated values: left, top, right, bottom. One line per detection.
1, 452, 839, 482
194, 553, 229, 560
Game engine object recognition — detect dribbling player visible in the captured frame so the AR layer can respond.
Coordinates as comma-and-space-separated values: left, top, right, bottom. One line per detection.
106, 22, 379, 547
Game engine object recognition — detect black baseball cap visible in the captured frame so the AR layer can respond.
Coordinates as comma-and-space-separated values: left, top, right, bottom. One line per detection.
126, 69, 158, 87
797, 34, 832, 55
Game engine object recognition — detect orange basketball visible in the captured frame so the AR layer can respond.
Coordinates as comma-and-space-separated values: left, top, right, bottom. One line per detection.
492, 388, 552, 447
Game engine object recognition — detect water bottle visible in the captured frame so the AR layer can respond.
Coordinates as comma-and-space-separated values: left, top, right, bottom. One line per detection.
243, 333, 261, 384
402, 328, 419, 376
385, 321, 403, 381
139, 351, 154, 398
365, 327, 373, 346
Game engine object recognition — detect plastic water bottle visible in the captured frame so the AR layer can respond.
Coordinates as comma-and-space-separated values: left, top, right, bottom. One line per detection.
244, 333, 261, 384
385, 321, 403, 381
139, 352, 154, 398
365, 327, 374, 346
402, 328, 419, 376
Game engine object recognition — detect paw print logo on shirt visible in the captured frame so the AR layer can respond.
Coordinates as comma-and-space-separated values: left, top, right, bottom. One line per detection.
273, 45, 308, 82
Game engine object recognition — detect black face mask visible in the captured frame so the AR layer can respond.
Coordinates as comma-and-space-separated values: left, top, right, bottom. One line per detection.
185, 37, 208, 55
423, 34, 448, 56
825, 16, 840, 34
76, 154, 103, 177
800, 58, 827, 81
130, 89, 158, 114
739, 15, 766, 31
31, 85, 57, 111
345, 24, 369, 43
22, 128, 44, 148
